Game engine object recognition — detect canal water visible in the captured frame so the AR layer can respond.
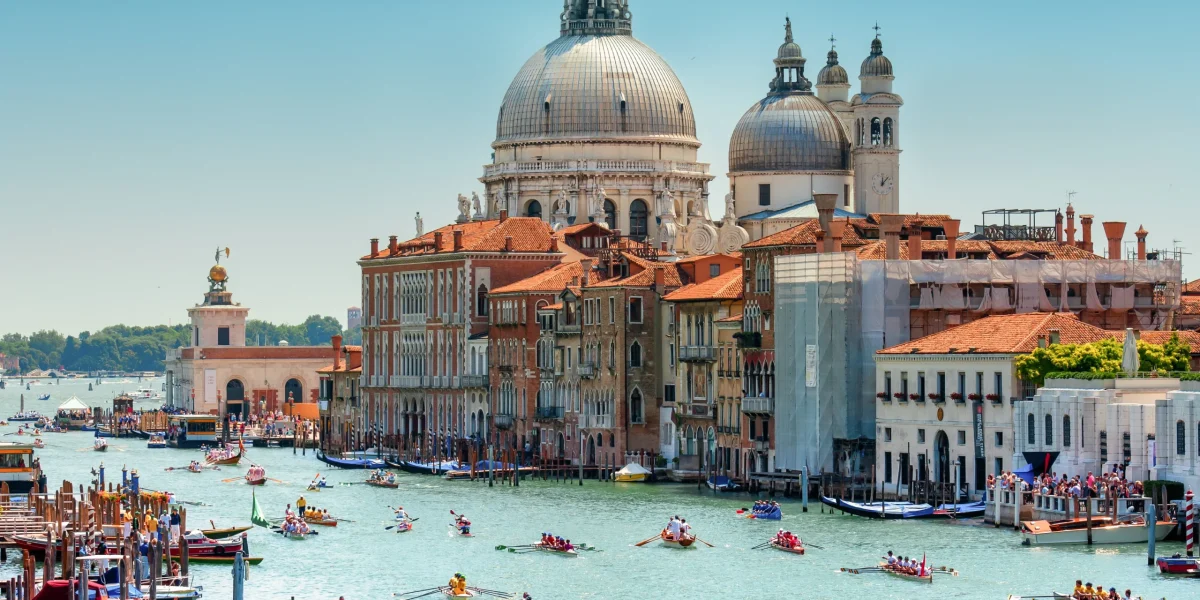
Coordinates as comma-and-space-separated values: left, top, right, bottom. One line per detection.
0, 379, 1193, 599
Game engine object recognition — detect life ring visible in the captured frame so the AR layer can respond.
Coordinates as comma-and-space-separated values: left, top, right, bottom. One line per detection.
214, 545, 227, 556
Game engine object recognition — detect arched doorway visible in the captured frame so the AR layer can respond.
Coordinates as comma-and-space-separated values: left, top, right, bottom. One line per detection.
526, 200, 542, 219
226, 379, 245, 418
587, 435, 596, 465
285, 379, 303, 405
934, 430, 951, 483
557, 432, 565, 459
629, 199, 648, 239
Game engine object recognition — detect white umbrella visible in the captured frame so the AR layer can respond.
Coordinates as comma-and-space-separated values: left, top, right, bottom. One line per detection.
1122, 328, 1140, 376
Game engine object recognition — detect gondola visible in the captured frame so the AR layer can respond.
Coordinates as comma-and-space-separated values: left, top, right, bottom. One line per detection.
820, 496, 986, 520
319, 452, 385, 470
200, 525, 252, 540
390, 459, 466, 475
206, 449, 243, 466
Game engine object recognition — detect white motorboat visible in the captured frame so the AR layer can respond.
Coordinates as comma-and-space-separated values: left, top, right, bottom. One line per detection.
1020, 515, 1175, 545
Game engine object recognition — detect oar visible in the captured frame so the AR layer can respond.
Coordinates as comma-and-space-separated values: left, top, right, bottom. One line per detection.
751, 540, 774, 549
466, 587, 513, 598
633, 533, 661, 547
806, 543, 825, 550
384, 518, 417, 531
495, 544, 535, 551
932, 566, 959, 576
392, 586, 445, 598
693, 537, 715, 548
220, 476, 242, 483
265, 478, 287, 484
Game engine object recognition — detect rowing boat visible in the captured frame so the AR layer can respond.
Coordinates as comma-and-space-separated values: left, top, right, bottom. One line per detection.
200, 526, 251, 540
280, 530, 313, 540
877, 563, 932, 583
1004, 595, 1071, 600
207, 449, 243, 466
365, 478, 399, 488
659, 530, 695, 548
393, 520, 414, 532
532, 542, 578, 557
245, 477, 266, 486
305, 517, 338, 527
186, 555, 264, 565
769, 541, 805, 555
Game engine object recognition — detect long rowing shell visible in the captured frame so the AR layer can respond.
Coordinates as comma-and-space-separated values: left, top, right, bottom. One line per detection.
769, 541, 805, 555
533, 542, 578, 557
365, 479, 399, 489
304, 517, 338, 527
878, 563, 933, 584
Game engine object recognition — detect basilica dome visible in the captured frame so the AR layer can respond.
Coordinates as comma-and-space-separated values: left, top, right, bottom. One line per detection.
494, 8, 697, 146
729, 94, 851, 172
860, 38, 894, 78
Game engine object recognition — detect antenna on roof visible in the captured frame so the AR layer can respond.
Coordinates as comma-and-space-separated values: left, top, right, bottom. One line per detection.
1066, 190, 1077, 206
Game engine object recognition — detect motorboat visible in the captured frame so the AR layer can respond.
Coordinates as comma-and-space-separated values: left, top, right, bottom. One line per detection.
614, 462, 653, 483
1020, 515, 1175, 545
147, 434, 167, 449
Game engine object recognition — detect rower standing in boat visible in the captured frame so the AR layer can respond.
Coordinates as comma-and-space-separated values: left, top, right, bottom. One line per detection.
297, 495, 307, 516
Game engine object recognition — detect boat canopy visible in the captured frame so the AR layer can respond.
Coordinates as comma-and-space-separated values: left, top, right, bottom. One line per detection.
56, 396, 89, 411
615, 463, 653, 477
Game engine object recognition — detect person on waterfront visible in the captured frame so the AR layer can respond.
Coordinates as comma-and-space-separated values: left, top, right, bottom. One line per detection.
170, 508, 181, 543
169, 562, 183, 586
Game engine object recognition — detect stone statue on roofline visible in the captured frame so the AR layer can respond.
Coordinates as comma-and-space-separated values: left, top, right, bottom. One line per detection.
415, 212, 424, 237
723, 191, 736, 223
471, 191, 483, 219
457, 193, 471, 223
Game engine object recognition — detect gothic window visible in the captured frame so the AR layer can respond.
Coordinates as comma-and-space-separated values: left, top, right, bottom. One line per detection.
630, 389, 644, 424
629, 341, 642, 368
526, 200, 542, 219
603, 199, 617, 230
1045, 414, 1054, 446
1178, 420, 1187, 456
883, 117, 894, 146
871, 117, 882, 146
629, 199, 648, 239
476, 284, 488, 317
1063, 414, 1071, 448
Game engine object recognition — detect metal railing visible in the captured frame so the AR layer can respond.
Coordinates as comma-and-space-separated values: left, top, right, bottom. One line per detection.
578, 363, 596, 378
586, 415, 613, 429
535, 406, 564, 420
495, 414, 514, 429
461, 374, 489, 388
483, 159, 709, 178
741, 396, 774, 414
679, 346, 717, 362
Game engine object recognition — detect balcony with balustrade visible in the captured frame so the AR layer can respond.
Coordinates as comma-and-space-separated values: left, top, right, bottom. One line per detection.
398, 376, 422, 389
535, 406, 564, 421
679, 346, 717, 362
685, 403, 713, 419
752, 437, 771, 451
578, 363, 596, 379
483, 159, 710, 179
461, 374, 489, 388
401, 313, 425, 326
741, 396, 774, 415
495, 414, 514, 430
584, 415, 613, 429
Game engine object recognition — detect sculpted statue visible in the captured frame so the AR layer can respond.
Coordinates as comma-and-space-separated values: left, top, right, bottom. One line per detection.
658, 187, 676, 218
593, 181, 608, 216
457, 194, 470, 217
471, 191, 482, 216
493, 189, 506, 215
554, 190, 568, 214
415, 212, 424, 236
724, 191, 737, 222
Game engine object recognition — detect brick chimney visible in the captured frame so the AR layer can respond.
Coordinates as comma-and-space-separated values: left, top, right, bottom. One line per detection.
550, 237, 560, 252
580, 259, 592, 285
879, 214, 904, 260
813, 193, 838, 244
1065, 204, 1077, 245
370, 238, 379, 256
504, 235, 514, 252
388, 235, 398, 254
1102, 221, 1126, 260
907, 218, 924, 260
332, 335, 343, 371
828, 219, 847, 253
499, 209, 508, 223
814, 229, 826, 252
1135, 225, 1148, 260
942, 219, 961, 260
433, 231, 444, 251
453, 229, 464, 251
1055, 212, 1064, 243
654, 267, 666, 290
1080, 215, 1094, 253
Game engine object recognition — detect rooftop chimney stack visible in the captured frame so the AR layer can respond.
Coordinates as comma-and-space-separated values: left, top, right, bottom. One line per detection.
654, 267, 666, 290
499, 209, 509, 223
433, 232, 444, 251
942, 219, 961, 260
1102, 221, 1126, 260
907, 218, 924, 260
1080, 215, 1094, 253
550, 237, 560, 252
504, 236, 514, 252
1055, 212, 1064, 243
332, 334, 343, 371
453, 229, 464, 251
370, 238, 379, 256
880, 214, 904, 260
1135, 225, 1148, 260
1065, 205, 1077, 245
813, 193, 839, 251
388, 235, 398, 254
828, 219, 847, 253
813, 229, 826, 252
580, 259, 592, 285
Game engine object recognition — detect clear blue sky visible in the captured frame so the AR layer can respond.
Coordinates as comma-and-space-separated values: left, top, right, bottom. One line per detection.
1, 1, 1196, 335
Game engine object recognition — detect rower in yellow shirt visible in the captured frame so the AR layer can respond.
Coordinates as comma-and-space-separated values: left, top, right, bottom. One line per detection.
1073, 580, 1086, 599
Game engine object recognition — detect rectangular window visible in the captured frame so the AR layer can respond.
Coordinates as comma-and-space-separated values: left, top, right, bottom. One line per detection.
957, 430, 966, 445
995, 431, 1004, 447
843, 183, 850, 207
883, 372, 892, 398
936, 372, 946, 399
957, 372, 966, 398
628, 297, 643, 323
994, 372, 1004, 399
994, 457, 1003, 477
884, 451, 893, 483
609, 297, 615, 324
899, 452, 910, 484
975, 372, 984, 395
884, 427, 892, 442
917, 429, 926, 444
217, 327, 230, 346
900, 372, 909, 396
709, 264, 720, 278
758, 183, 771, 206
669, 343, 675, 367
664, 384, 675, 404
917, 373, 926, 399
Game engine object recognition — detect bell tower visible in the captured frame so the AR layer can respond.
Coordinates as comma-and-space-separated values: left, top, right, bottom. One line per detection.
851, 27, 902, 215
188, 247, 248, 348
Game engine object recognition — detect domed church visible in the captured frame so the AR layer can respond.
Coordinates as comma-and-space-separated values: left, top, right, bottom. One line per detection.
477, 0, 749, 255
734, 19, 904, 239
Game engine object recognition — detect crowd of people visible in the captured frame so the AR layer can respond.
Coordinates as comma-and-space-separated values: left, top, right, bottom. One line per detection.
537, 533, 574, 552
1072, 580, 1139, 599
771, 529, 802, 549
987, 468, 1145, 500
368, 469, 397, 485
752, 500, 782, 515
245, 464, 266, 482
663, 515, 692, 541
883, 551, 930, 577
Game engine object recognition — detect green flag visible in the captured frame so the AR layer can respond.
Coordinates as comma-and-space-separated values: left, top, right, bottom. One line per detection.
251, 490, 272, 528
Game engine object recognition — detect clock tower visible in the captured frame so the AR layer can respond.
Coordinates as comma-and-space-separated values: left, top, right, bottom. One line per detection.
851, 31, 902, 215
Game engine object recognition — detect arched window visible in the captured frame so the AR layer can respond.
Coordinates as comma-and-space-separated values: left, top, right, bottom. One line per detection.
1027, 413, 1035, 445
1045, 414, 1054, 446
1099, 431, 1108, 463
1178, 420, 1187, 456
603, 199, 617, 230
1063, 414, 1072, 448
629, 199, 649, 239
855, 119, 862, 146
883, 117, 894, 146
476, 284, 489, 317
870, 117, 882, 146
630, 389, 644, 424
629, 341, 642, 368
526, 200, 542, 219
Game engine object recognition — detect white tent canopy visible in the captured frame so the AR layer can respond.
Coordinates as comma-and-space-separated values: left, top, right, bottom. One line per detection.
57, 396, 89, 411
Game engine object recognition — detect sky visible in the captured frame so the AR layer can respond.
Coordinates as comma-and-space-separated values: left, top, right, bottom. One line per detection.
1, 0, 1197, 335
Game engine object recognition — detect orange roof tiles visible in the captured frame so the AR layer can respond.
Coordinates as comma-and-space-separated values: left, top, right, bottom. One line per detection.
363, 217, 559, 259
877, 313, 1116, 355
717, 313, 743, 323
1181, 297, 1200, 316
491, 261, 585, 295
664, 268, 744, 302
1139, 330, 1200, 349
589, 261, 684, 289
988, 241, 1103, 260
743, 219, 868, 249
674, 252, 742, 264
852, 240, 1103, 261
1182, 279, 1200, 295
864, 214, 953, 229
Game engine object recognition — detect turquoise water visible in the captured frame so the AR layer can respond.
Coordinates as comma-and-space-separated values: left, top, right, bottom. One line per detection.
0, 378, 1194, 599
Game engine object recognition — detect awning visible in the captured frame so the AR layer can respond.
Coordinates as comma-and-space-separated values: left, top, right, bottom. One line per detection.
57, 396, 89, 411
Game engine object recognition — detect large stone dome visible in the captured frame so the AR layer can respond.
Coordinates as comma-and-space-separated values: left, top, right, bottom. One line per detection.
729, 91, 851, 173
494, 21, 697, 146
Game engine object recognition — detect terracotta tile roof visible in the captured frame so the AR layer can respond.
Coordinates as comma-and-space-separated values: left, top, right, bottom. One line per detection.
1182, 297, 1200, 316
542, 303, 564, 310
363, 217, 558, 259
854, 240, 1101, 261
491, 261, 585, 295
664, 268, 744, 302
864, 214, 953, 229
317, 363, 362, 374
717, 313, 743, 323
877, 313, 1115, 355
743, 219, 867, 249
1182, 279, 1200, 295
1139, 330, 1200, 349
674, 252, 741, 264
555, 222, 609, 237
989, 241, 1103, 260
589, 262, 684, 289
854, 240, 998, 260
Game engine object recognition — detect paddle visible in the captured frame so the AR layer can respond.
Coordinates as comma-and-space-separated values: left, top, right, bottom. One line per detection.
495, 544, 535, 551
840, 567, 883, 574
220, 477, 242, 483
392, 586, 445, 598
384, 518, 417, 531
466, 587, 514, 599
265, 478, 286, 484
633, 533, 661, 547
692, 536, 715, 548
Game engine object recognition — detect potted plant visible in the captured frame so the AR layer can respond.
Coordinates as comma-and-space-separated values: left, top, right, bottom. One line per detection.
877, 392, 888, 399
967, 393, 982, 401
928, 393, 943, 402
986, 393, 1001, 402
909, 393, 921, 401
893, 392, 905, 400
950, 392, 964, 402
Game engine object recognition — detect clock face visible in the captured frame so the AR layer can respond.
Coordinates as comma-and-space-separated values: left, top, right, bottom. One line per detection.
871, 173, 894, 195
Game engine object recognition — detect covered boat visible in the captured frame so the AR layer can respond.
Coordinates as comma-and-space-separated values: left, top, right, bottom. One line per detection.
706, 475, 741, 491
613, 463, 652, 483
390, 459, 466, 475
821, 497, 986, 520
1020, 516, 1175, 545
319, 452, 385, 469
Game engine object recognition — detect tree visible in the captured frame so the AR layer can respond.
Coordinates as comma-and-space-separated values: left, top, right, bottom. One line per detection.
1016, 336, 1191, 386
302, 315, 343, 346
